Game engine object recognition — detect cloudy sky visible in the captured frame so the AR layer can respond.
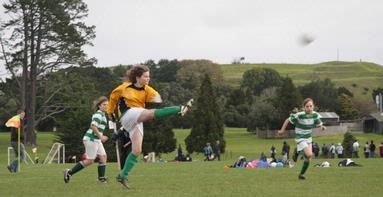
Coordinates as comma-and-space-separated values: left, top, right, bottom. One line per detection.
1, 0, 383, 69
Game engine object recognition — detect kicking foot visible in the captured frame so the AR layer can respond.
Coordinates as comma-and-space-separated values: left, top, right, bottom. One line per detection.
64, 169, 71, 183
180, 99, 193, 116
298, 174, 306, 180
116, 175, 130, 189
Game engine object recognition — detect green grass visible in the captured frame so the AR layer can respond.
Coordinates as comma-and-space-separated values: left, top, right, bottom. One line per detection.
221, 61, 383, 102
1, 129, 383, 196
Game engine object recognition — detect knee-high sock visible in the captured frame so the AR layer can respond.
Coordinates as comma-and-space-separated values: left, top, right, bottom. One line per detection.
300, 161, 310, 175
154, 106, 180, 118
98, 163, 106, 178
69, 161, 85, 176
119, 153, 138, 178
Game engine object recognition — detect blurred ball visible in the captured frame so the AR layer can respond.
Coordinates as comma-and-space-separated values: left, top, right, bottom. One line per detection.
298, 33, 315, 46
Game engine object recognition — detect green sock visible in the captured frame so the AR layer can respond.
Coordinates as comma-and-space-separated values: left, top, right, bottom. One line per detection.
154, 106, 180, 118
300, 161, 310, 175
98, 164, 106, 178
119, 153, 138, 178
69, 161, 85, 176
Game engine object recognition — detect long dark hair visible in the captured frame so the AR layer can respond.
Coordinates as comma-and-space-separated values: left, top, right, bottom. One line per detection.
126, 64, 149, 83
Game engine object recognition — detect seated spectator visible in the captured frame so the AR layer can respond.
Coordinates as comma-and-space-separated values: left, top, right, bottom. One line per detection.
259, 152, 267, 162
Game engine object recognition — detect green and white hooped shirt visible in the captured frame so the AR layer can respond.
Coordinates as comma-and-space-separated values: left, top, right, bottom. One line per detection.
289, 111, 322, 141
83, 110, 107, 142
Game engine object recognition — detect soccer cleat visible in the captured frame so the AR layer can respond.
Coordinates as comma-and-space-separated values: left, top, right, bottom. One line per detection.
298, 174, 306, 180
6, 165, 13, 173
64, 169, 71, 183
180, 99, 193, 116
98, 177, 108, 183
116, 175, 130, 189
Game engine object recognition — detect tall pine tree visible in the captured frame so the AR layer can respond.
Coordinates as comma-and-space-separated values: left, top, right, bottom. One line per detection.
185, 74, 225, 154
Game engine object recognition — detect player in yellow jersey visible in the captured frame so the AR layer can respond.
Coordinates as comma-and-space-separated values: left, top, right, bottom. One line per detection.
107, 64, 192, 189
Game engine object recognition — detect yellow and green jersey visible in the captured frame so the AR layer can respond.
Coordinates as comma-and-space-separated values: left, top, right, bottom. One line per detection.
289, 111, 322, 140
83, 110, 107, 142
107, 82, 161, 115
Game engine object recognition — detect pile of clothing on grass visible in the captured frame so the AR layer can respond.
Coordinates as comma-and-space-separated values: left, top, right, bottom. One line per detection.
224, 156, 285, 169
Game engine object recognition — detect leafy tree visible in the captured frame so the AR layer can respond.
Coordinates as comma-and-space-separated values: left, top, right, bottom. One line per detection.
185, 74, 225, 153
150, 59, 181, 83
0, 0, 95, 144
247, 95, 279, 132
337, 94, 358, 120
240, 68, 283, 99
299, 78, 339, 111
225, 88, 247, 107
176, 59, 223, 90
224, 105, 248, 127
342, 132, 356, 158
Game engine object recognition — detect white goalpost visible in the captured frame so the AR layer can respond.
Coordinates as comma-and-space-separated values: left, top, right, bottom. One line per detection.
43, 143, 65, 164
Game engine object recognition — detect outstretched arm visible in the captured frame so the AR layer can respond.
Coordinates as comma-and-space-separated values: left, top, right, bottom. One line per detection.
278, 118, 290, 135
316, 124, 326, 131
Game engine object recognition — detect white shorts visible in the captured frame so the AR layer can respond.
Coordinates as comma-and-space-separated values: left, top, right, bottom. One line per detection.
120, 108, 145, 138
295, 138, 312, 152
83, 140, 106, 160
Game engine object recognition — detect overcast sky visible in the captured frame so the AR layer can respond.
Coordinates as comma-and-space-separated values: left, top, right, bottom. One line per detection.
1, 0, 383, 70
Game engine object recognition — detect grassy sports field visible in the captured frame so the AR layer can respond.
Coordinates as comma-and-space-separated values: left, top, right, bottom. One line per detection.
1, 128, 383, 197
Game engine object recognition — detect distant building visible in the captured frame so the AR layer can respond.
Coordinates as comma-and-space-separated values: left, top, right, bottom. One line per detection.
318, 112, 340, 126
363, 112, 383, 134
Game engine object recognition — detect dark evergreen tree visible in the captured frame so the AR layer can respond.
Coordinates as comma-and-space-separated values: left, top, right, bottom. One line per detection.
55, 106, 92, 161
142, 118, 176, 156
185, 74, 225, 153
342, 132, 357, 158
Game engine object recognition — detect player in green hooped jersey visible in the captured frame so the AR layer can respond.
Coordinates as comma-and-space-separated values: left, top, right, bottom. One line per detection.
63, 96, 110, 183
278, 98, 326, 180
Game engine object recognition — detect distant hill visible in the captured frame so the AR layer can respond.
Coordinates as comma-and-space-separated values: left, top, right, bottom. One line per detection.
221, 61, 383, 102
